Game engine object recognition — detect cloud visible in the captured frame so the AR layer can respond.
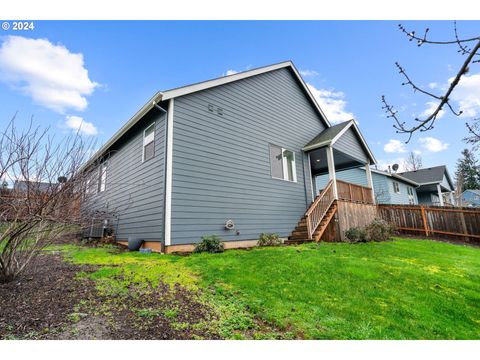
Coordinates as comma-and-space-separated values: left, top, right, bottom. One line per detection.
419, 137, 449, 152
0, 36, 98, 113
428, 82, 438, 89
376, 158, 407, 172
449, 73, 480, 117
307, 83, 355, 124
420, 101, 445, 119
384, 139, 407, 153
223, 69, 238, 76
300, 69, 319, 78
65, 115, 98, 136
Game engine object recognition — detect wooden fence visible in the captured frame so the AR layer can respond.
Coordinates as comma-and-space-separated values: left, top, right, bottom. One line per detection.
378, 204, 480, 241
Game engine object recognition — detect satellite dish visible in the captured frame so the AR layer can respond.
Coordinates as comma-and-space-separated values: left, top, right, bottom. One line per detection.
392, 164, 399, 172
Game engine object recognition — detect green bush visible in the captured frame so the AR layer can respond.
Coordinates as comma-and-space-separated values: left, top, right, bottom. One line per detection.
344, 227, 368, 243
345, 219, 395, 243
365, 219, 396, 242
194, 235, 225, 254
257, 233, 282, 246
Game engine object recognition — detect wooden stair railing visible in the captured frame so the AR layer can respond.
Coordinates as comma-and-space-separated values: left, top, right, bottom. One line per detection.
336, 180, 374, 204
305, 180, 335, 240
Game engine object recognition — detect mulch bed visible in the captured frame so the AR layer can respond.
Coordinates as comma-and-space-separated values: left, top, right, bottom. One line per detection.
0, 253, 97, 339
0, 251, 221, 340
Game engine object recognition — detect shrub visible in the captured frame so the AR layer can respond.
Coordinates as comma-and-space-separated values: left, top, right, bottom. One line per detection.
194, 235, 224, 253
365, 219, 395, 242
257, 233, 282, 246
344, 227, 368, 243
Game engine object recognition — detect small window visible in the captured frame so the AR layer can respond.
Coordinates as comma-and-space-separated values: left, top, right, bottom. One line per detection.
269, 144, 297, 182
407, 187, 413, 196
98, 163, 107, 192
143, 123, 155, 162
393, 181, 400, 194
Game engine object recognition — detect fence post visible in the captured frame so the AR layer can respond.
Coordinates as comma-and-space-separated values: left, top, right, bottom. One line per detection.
421, 206, 429, 236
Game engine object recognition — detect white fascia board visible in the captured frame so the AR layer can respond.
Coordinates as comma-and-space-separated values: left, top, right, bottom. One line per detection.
330, 120, 378, 165
80, 91, 163, 172
363, 167, 420, 187
161, 61, 293, 100
302, 140, 332, 152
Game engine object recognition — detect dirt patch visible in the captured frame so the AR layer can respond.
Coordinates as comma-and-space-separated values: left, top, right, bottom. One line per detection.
0, 252, 222, 339
0, 253, 97, 339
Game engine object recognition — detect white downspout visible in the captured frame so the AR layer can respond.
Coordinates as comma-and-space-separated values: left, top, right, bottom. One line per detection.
164, 98, 174, 246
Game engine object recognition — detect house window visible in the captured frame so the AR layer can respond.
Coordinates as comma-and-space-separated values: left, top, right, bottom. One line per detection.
393, 181, 400, 194
407, 186, 414, 204
98, 163, 107, 192
407, 187, 413, 196
269, 144, 297, 182
143, 123, 155, 162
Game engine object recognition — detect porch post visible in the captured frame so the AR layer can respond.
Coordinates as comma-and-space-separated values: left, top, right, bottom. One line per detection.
326, 146, 338, 199
437, 184, 444, 206
365, 163, 375, 204
449, 191, 455, 206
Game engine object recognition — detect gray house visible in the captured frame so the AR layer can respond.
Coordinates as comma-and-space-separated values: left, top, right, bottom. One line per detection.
461, 189, 480, 207
398, 166, 455, 206
316, 167, 419, 205
81, 61, 377, 252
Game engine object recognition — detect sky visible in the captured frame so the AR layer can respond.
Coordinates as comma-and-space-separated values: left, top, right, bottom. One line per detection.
0, 20, 479, 175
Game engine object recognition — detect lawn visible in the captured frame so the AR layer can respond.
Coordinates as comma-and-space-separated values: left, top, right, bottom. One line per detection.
41, 238, 480, 340
1, 237, 474, 340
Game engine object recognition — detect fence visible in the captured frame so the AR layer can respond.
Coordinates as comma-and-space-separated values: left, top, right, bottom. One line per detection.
378, 204, 480, 241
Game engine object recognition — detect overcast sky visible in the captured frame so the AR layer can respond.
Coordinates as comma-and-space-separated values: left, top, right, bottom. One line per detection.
0, 21, 479, 173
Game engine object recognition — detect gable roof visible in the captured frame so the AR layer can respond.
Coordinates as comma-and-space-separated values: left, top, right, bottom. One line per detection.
303, 120, 377, 164
463, 189, 480, 195
368, 168, 419, 186
399, 165, 454, 188
82, 61, 330, 169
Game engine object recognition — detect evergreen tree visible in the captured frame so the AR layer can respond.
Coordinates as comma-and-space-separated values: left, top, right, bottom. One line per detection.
455, 149, 480, 192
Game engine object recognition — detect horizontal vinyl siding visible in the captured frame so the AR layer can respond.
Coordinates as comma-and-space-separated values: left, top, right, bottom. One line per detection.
82, 112, 166, 242
171, 68, 326, 244
333, 128, 368, 163
315, 168, 368, 193
388, 178, 417, 205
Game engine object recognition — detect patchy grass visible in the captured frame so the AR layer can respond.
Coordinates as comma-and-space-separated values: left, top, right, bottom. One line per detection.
48, 238, 480, 339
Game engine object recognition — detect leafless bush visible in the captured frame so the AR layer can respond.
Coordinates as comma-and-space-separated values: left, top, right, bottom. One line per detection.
0, 117, 99, 283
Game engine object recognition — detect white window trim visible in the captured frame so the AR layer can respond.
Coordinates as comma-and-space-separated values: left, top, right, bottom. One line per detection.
393, 181, 400, 194
99, 163, 107, 192
270, 144, 297, 183
142, 122, 155, 162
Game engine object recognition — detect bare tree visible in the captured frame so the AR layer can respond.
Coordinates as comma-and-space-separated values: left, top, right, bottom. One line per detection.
403, 151, 423, 171
0, 117, 99, 283
382, 22, 480, 143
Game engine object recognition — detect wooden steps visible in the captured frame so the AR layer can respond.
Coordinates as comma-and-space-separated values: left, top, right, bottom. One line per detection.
287, 201, 337, 244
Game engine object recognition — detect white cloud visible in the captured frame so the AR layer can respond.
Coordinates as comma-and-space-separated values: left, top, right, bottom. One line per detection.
300, 69, 319, 78
384, 139, 407, 154
223, 69, 238, 76
428, 82, 438, 89
65, 115, 98, 136
449, 73, 480, 117
307, 83, 355, 124
419, 137, 449, 152
376, 158, 407, 172
420, 101, 445, 119
0, 36, 98, 113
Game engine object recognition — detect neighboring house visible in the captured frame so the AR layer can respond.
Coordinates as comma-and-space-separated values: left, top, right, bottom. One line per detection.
13, 180, 53, 194
461, 189, 480, 207
81, 61, 377, 252
398, 166, 455, 206
316, 167, 419, 205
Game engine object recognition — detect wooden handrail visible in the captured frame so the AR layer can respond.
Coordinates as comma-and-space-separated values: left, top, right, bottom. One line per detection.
336, 179, 374, 204
305, 180, 335, 239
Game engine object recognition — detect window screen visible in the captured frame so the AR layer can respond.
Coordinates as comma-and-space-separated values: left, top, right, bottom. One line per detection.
143, 123, 155, 161
270, 145, 284, 179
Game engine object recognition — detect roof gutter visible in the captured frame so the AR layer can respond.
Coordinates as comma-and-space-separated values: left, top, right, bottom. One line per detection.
79, 92, 164, 172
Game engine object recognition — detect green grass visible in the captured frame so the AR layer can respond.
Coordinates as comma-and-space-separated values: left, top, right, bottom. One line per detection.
49, 238, 480, 339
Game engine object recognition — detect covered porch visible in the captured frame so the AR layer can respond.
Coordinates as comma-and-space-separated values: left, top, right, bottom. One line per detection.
303, 120, 377, 205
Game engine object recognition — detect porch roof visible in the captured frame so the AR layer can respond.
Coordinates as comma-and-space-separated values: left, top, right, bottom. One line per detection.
303, 120, 377, 165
